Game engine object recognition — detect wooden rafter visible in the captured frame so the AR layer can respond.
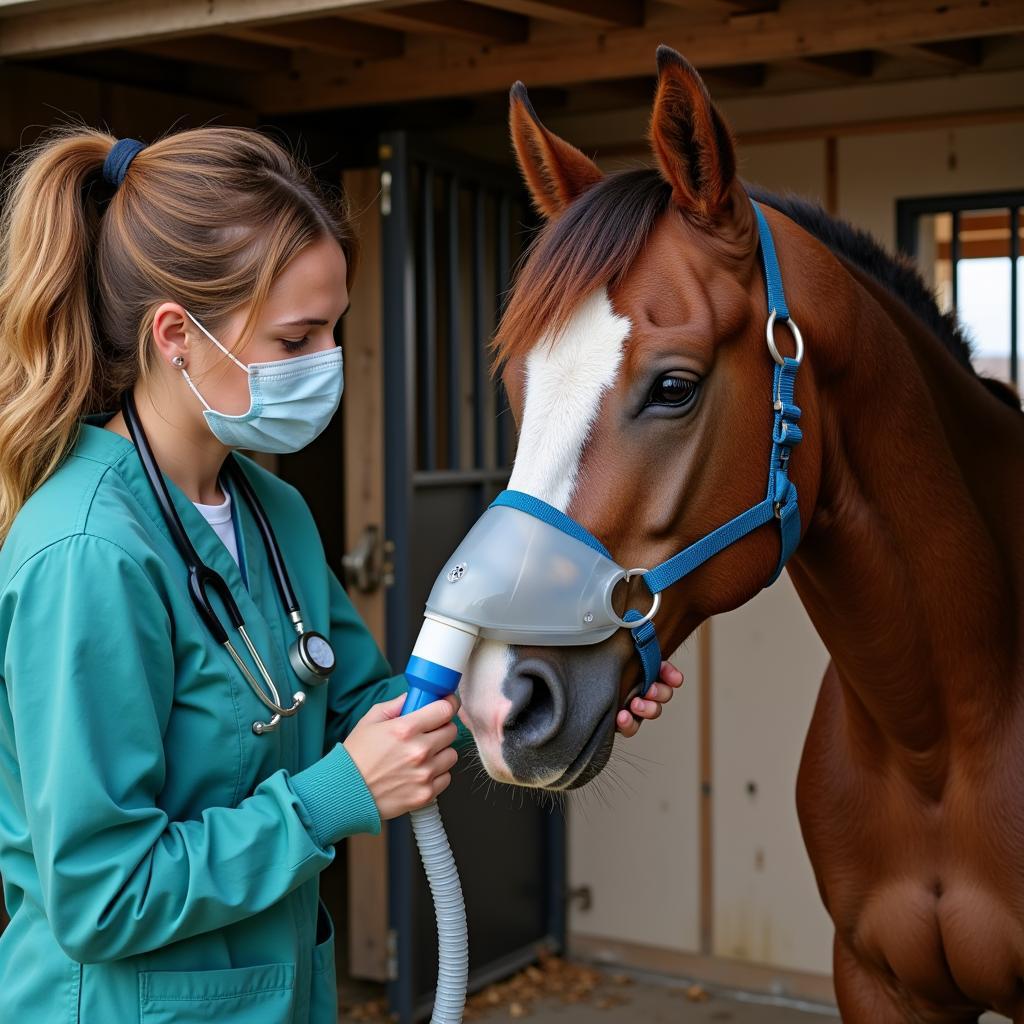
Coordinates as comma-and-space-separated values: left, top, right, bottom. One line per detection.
790, 50, 875, 81
0, 0, 97, 14
27, 45, 258, 104
229, 17, 403, 59
246, 0, 1024, 113
135, 35, 293, 73
715, 0, 780, 11
703, 61, 765, 90
338, 1, 528, 43
469, 0, 643, 29
887, 38, 985, 68
0, 0, 430, 56
596, 104, 1024, 156
658, 0, 779, 12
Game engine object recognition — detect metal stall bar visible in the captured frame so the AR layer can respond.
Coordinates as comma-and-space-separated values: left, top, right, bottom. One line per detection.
494, 191, 511, 469
950, 208, 960, 311
447, 175, 462, 470
1011, 206, 1019, 386
379, 132, 419, 1024
417, 165, 438, 471
472, 186, 488, 471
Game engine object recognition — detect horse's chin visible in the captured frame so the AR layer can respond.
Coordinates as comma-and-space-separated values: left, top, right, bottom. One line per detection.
547, 718, 616, 790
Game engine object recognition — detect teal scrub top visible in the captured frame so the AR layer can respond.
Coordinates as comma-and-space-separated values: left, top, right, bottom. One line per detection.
0, 419, 473, 1023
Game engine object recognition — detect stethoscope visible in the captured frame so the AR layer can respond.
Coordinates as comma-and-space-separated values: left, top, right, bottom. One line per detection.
121, 392, 337, 735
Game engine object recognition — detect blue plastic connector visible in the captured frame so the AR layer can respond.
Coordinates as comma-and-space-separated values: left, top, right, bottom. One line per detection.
401, 655, 463, 717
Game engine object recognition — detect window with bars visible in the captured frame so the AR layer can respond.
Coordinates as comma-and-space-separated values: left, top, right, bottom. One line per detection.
897, 192, 1022, 388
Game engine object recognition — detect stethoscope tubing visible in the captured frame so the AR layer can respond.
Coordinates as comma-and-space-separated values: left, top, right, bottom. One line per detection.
120, 392, 323, 733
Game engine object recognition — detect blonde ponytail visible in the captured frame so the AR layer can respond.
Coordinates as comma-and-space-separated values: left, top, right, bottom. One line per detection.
0, 128, 113, 543
0, 123, 357, 544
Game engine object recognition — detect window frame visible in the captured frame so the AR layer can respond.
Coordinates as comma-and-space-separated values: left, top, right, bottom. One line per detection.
896, 190, 1022, 386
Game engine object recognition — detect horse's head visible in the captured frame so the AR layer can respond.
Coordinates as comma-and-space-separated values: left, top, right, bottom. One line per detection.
457, 47, 821, 789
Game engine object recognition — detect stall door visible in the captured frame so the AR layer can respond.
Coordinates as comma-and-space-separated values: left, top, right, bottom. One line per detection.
379, 131, 566, 1023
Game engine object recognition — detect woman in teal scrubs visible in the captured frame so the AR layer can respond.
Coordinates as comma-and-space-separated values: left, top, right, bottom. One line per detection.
0, 126, 681, 1023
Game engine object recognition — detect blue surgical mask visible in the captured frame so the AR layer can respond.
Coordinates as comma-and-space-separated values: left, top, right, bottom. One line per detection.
179, 311, 344, 454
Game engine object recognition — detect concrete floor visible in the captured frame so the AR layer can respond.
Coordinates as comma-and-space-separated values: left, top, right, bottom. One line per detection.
465, 984, 837, 1023
340, 968, 1015, 1022
465, 990, 1017, 1023
340, 973, 839, 1023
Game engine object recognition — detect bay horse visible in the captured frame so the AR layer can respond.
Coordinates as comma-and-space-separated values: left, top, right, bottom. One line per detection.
453, 46, 1024, 1023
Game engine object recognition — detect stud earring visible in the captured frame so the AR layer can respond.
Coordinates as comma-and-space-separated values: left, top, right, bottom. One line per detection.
172, 355, 185, 368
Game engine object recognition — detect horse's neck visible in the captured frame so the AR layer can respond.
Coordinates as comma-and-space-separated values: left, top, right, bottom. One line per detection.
787, 259, 1023, 779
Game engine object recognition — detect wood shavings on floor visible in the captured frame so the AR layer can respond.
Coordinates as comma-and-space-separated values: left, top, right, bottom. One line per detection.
464, 953, 632, 1019
344, 954, 715, 1020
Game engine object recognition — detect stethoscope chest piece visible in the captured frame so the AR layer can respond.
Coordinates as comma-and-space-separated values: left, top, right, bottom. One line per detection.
289, 629, 334, 688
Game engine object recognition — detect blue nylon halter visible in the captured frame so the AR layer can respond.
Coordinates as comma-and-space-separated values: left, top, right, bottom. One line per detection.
491, 198, 804, 697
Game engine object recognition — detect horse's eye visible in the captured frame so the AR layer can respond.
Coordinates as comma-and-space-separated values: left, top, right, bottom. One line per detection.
648, 374, 698, 408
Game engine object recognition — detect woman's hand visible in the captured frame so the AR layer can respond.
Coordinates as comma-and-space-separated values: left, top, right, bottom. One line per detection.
616, 661, 684, 738
344, 694, 459, 820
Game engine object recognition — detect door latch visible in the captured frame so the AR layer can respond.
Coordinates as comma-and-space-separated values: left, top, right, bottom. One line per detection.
342, 524, 395, 593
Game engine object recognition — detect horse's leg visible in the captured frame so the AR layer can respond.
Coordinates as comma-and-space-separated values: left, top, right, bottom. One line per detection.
834, 935, 914, 1023
834, 936, 982, 1024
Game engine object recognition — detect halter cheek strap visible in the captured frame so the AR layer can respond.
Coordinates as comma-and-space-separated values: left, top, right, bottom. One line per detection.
491, 198, 804, 696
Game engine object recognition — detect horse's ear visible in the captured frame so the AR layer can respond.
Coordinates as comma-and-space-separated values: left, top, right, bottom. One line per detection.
649, 46, 737, 219
509, 81, 603, 219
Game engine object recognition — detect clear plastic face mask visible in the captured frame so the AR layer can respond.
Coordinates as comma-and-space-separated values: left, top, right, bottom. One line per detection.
424, 504, 659, 646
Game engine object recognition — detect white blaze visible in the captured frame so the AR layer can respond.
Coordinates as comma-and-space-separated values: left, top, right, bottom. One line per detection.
508, 289, 631, 510
459, 288, 630, 782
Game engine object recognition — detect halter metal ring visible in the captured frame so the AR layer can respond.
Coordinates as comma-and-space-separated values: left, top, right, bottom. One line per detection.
605, 567, 662, 630
766, 309, 804, 366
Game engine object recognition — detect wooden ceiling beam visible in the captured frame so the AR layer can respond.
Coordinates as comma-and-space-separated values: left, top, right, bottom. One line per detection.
249, 0, 1024, 112
469, 0, 642, 29
134, 34, 293, 73
886, 38, 985, 68
598, 104, 1024, 155
229, 17, 404, 59
30, 45, 257, 105
703, 61, 766, 90
715, 0, 780, 11
0, 0, 97, 15
0, 0, 433, 56
789, 50, 875, 81
657, 0, 779, 12
344, 2, 528, 43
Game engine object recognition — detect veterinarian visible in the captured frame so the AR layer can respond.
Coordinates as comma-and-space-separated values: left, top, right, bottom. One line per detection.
0, 126, 680, 1022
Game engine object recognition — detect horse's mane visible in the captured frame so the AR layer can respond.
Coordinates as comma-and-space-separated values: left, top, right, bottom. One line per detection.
496, 168, 1019, 409
748, 185, 1020, 409
745, 185, 973, 365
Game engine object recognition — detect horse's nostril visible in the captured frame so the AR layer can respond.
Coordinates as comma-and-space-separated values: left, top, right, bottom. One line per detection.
503, 658, 566, 749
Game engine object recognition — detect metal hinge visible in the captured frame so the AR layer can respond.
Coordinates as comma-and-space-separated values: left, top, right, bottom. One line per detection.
380, 169, 392, 217
341, 524, 395, 593
566, 885, 592, 912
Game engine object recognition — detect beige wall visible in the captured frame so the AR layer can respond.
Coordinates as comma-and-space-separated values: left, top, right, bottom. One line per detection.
555, 69, 1023, 984
568, 641, 702, 954
710, 579, 831, 975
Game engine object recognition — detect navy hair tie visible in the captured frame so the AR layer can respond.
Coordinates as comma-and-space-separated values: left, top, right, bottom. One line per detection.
102, 138, 145, 187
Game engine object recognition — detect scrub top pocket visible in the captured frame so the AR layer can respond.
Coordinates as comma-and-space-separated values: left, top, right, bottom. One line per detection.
309, 899, 339, 1024
138, 961, 295, 1024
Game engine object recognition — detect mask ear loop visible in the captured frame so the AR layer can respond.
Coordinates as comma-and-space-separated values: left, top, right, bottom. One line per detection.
177, 311, 252, 410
